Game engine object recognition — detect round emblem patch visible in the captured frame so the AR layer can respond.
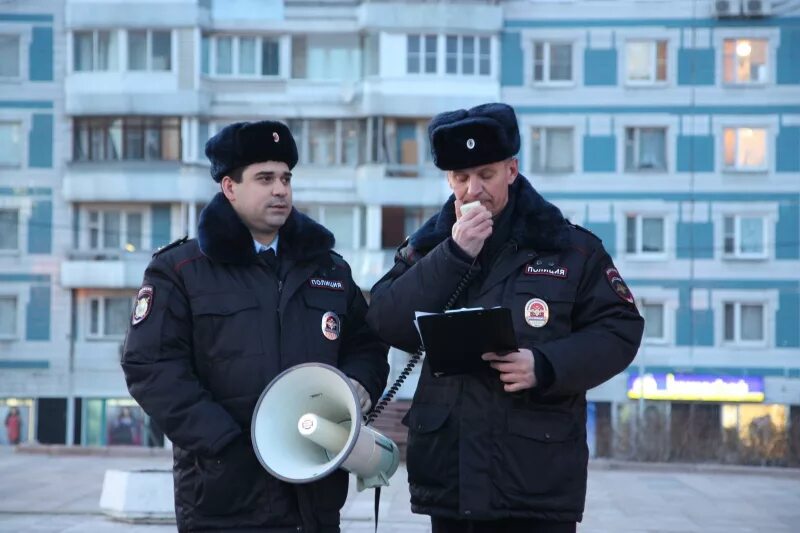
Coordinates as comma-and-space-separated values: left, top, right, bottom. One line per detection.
131, 285, 154, 326
606, 267, 635, 304
321, 311, 340, 341
524, 298, 549, 328
273, 131, 280, 143
466, 138, 476, 150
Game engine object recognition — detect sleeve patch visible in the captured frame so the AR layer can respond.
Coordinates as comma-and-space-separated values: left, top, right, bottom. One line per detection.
605, 267, 635, 304
131, 285, 154, 326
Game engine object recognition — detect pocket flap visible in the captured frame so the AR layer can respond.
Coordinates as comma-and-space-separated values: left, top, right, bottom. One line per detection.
404, 404, 451, 434
506, 408, 578, 443
302, 289, 347, 313
514, 281, 575, 303
191, 292, 259, 316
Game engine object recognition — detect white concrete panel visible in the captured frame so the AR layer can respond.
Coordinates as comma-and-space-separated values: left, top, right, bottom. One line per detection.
691, 289, 710, 311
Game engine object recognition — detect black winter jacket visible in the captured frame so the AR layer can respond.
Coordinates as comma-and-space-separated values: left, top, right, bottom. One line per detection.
367, 176, 643, 522
122, 193, 389, 532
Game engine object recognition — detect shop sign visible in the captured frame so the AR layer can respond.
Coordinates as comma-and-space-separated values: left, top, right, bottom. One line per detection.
627, 373, 765, 402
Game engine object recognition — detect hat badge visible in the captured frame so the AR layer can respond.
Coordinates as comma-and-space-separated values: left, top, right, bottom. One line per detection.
466, 138, 476, 150
273, 131, 280, 143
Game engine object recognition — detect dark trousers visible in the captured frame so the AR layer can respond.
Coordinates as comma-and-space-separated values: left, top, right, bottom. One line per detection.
431, 516, 577, 533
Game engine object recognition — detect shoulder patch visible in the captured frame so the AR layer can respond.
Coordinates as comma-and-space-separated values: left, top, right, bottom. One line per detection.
131, 285, 154, 326
605, 266, 635, 304
152, 235, 189, 258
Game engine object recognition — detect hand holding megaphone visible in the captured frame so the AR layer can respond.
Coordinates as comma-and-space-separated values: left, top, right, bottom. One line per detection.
251, 364, 399, 491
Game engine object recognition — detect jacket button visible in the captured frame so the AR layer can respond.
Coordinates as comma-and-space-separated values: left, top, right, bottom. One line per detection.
417, 424, 423, 430
464, 510, 471, 515
544, 433, 551, 440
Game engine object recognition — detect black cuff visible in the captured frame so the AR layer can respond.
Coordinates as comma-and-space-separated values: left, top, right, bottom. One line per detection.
533, 349, 555, 390
447, 237, 474, 264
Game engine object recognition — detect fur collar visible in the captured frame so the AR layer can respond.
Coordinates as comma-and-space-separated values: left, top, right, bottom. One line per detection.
409, 174, 570, 254
198, 192, 335, 265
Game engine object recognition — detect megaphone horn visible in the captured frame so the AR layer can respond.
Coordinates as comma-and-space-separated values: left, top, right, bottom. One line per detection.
251, 363, 400, 491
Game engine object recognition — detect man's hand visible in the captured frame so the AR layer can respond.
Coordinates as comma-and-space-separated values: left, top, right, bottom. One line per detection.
349, 378, 372, 413
481, 349, 537, 392
451, 202, 492, 258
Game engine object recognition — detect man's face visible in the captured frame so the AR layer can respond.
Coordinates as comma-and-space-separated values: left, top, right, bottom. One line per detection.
221, 161, 293, 236
446, 158, 518, 217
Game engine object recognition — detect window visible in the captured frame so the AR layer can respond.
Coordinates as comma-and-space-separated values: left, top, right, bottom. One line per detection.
87, 209, 145, 251
723, 39, 768, 85
530, 127, 574, 173
724, 302, 765, 344
625, 127, 667, 171
723, 127, 767, 171
73, 117, 181, 161
0, 34, 20, 78
206, 35, 280, 77
0, 123, 22, 166
642, 302, 666, 342
626, 215, 665, 256
299, 205, 357, 250
73, 31, 118, 72
533, 42, 572, 83
127, 30, 171, 71
407, 34, 437, 74
626, 40, 667, 84
0, 296, 17, 338
445, 36, 491, 76
88, 296, 133, 338
308, 120, 336, 166
724, 215, 766, 259
0, 209, 19, 251
340, 120, 363, 166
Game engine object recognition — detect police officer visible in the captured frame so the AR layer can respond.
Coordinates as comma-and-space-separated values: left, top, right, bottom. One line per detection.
122, 120, 389, 532
366, 104, 644, 533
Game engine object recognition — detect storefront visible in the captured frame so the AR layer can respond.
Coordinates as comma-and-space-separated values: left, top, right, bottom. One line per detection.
81, 398, 163, 447
622, 372, 793, 465
0, 398, 35, 446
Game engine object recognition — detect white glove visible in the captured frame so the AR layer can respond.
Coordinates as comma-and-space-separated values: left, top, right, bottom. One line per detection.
349, 378, 372, 414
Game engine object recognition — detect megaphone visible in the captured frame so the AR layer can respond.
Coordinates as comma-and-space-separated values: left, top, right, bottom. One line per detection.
251, 363, 400, 491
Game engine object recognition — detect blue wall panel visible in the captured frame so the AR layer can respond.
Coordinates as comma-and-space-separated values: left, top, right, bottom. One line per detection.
28, 113, 53, 168
677, 135, 714, 172
583, 135, 616, 172
584, 49, 617, 86
584, 221, 616, 256
776, 203, 800, 260
676, 222, 714, 259
26, 285, 50, 341
27, 199, 52, 254
29, 27, 53, 82
776, 126, 800, 172
151, 206, 171, 249
677, 48, 715, 86
777, 291, 800, 348
501, 32, 524, 86
777, 28, 800, 85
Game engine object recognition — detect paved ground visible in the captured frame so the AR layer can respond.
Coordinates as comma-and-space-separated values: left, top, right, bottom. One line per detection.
1, 447, 798, 532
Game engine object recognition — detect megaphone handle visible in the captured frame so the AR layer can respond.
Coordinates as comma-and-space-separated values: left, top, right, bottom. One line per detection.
364, 262, 478, 426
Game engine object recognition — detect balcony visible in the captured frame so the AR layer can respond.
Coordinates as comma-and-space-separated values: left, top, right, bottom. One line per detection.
61, 250, 151, 289
64, 162, 216, 203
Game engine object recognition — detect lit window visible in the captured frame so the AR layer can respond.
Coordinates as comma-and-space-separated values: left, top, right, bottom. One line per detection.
625, 127, 667, 171
723, 127, 767, 171
626, 215, 665, 256
530, 127, 574, 173
724, 302, 765, 343
86, 209, 146, 251
73, 117, 181, 162
723, 39, 768, 84
626, 40, 667, 84
533, 42, 572, 83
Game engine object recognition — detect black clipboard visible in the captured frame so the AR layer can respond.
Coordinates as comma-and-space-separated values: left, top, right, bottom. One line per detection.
416, 307, 518, 377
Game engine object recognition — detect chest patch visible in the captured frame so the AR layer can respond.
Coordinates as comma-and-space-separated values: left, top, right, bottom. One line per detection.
309, 278, 345, 291
523, 263, 568, 279
524, 298, 549, 328
321, 311, 341, 341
